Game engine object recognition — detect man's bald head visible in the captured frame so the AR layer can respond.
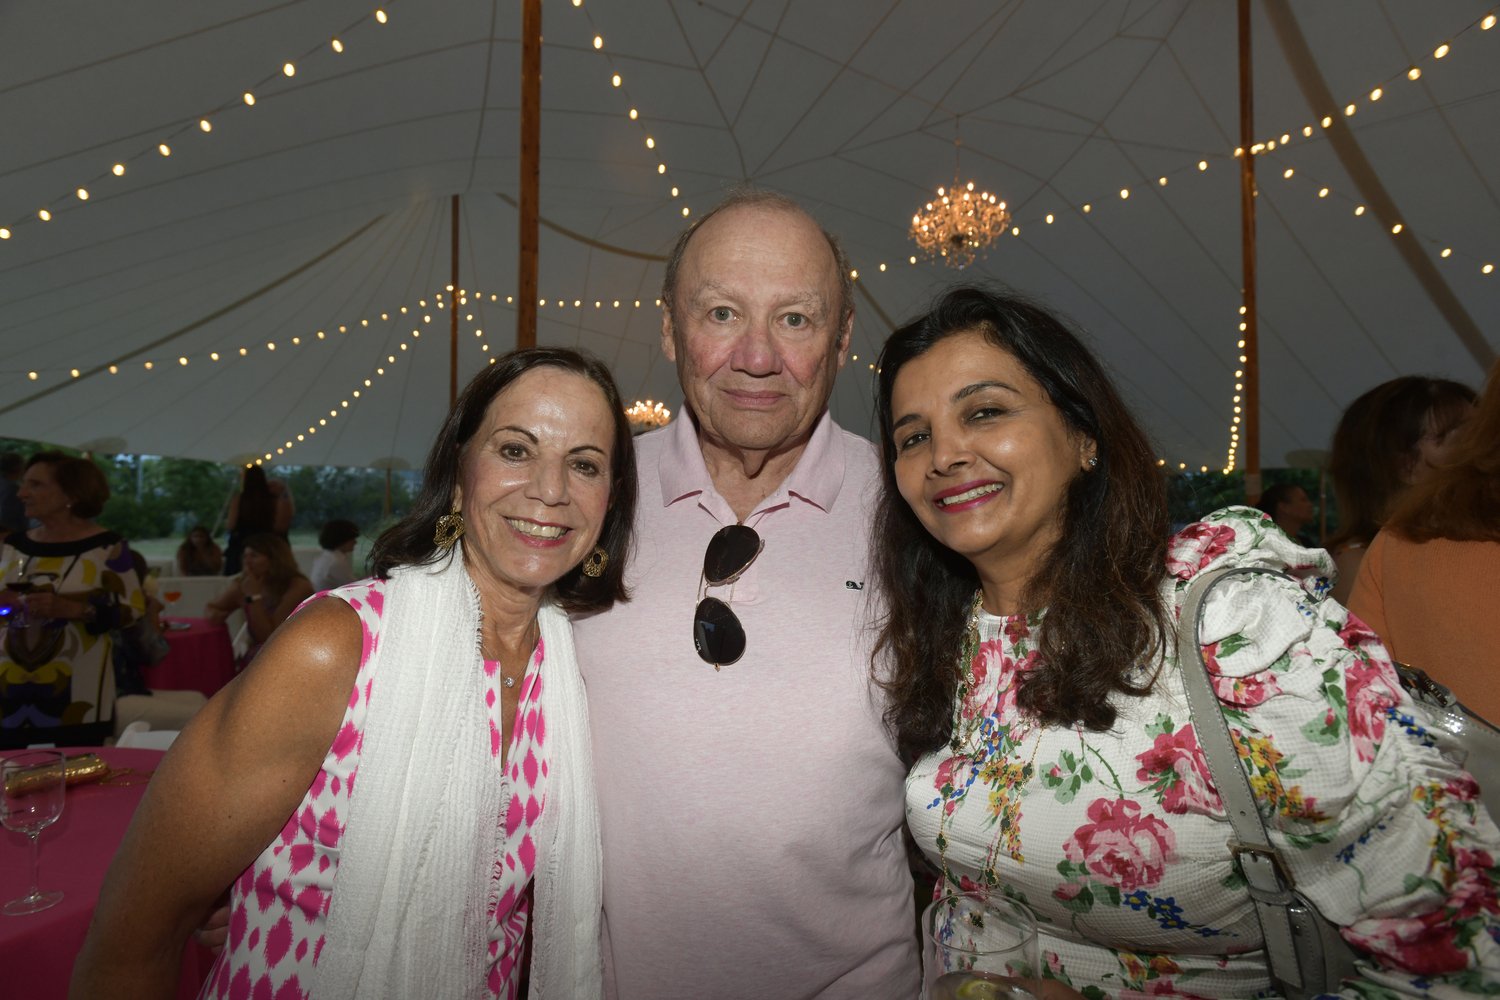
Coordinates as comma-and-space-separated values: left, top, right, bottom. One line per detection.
661, 189, 854, 328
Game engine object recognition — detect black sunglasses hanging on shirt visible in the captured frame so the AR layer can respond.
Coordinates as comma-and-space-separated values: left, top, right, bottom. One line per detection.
693, 524, 764, 669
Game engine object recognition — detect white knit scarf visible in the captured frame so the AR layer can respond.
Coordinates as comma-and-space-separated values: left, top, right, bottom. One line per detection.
312, 543, 603, 1000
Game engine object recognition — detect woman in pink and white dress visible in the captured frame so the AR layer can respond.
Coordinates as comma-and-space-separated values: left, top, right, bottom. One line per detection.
75, 348, 638, 1000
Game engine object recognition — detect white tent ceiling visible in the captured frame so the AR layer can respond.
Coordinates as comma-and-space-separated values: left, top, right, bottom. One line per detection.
3, 0, 1496, 471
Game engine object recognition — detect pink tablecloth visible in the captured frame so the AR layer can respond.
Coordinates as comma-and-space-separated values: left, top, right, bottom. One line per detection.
0, 747, 214, 999
143, 618, 237, 699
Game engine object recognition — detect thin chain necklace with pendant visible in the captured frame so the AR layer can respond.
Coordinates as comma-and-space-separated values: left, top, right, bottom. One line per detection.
484, 618, 538, 689
935, 589, 1041, 893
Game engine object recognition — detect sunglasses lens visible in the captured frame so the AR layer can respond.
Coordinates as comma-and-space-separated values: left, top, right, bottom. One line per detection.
693, 597, 746, 665
703, 524, 762, 586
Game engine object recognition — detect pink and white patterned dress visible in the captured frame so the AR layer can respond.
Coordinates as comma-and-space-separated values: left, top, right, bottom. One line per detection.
200, 577, 549, 1000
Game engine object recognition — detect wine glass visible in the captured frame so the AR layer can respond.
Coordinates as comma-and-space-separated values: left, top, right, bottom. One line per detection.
2, 750, 67, 915
0, 564, 32, 630
924, 890, 1041, 1000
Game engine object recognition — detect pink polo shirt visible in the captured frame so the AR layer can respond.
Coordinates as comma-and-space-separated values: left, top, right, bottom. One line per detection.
572, 409, 919, 1000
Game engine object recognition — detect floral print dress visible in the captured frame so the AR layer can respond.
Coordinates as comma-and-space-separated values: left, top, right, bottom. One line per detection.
907, 507, 1500, 999
200, 578, 549, 1000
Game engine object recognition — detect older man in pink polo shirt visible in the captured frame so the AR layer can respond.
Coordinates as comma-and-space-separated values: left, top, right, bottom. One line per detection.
571, 191, 918, 998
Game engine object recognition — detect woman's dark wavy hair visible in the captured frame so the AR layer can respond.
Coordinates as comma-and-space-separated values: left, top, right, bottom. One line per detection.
237, 465, 277, 530
1326, 375, 1477, 553
369, 348, 638, 613
873, 287, 1170, 759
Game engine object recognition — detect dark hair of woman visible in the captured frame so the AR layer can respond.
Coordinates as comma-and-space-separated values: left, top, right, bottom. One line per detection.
1326, 376, 1477, 553
237, 465, 277, 530
241, 533, 306, 606
872, 287, 1170, 758
25, 451, 111, 520
1385, 358, 1500, 544
370, 347, 638, 614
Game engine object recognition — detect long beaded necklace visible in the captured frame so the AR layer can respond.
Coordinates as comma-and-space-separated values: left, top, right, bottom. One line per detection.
934, 590, 1042, 893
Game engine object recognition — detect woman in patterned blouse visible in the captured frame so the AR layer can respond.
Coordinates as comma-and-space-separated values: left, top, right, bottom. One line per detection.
75, 349, 637, 1000
871, 287, 1500, 999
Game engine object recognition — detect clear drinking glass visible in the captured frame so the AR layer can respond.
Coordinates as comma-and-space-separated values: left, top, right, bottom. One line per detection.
2, 749, 67, 915
924, 891, 1041, 1000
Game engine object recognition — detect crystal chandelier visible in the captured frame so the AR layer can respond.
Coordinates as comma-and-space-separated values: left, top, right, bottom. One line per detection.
909, 179, 1009, 268
625, 399, 672, 434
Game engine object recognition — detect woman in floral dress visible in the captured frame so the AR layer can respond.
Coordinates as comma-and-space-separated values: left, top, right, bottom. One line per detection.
872, 287, 1500, 998
75, 349, 637, 1000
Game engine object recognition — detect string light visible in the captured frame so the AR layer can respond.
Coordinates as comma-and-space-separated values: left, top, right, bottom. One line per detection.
1, 5, 394, 240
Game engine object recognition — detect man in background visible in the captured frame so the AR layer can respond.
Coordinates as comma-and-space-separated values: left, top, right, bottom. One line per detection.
309, 518, 360, 591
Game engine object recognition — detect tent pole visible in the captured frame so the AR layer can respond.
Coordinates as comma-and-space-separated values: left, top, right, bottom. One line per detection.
517, 0, 541, 350
384, 469, 391, 522
451, 194, 460, 409
1238, 0, 1261, 504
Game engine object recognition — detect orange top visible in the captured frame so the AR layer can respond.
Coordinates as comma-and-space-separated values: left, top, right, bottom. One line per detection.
1348, 531, 1500, 723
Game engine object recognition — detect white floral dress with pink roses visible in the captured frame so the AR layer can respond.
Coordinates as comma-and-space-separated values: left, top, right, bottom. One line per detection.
199, 577, 549, 1000
907, 506, 1500, 1000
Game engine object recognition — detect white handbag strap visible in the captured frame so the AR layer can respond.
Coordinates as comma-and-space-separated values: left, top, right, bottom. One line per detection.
1177, 567, 1304, 991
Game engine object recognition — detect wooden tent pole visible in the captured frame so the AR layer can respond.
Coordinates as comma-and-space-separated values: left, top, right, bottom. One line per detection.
517, 0, 541, 350
450, 194, 460, 409
1238, 0, 1261, 504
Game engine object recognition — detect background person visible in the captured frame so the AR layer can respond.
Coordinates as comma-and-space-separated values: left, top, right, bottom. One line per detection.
571, 190, 919, 999
175, 525, 223, 576
222, 466, 292, 576
73, 348, 633, 1000
1350, 357, 1500, 722
0, 451, 25, 540
310, 518, 360, 591
1254, 481, 1315, 546
204, 533, 313, 667
112, 548, 208, 736
0, 451, 144, 749
874, 287, 1500, 1000
1326, 376, 1477, 603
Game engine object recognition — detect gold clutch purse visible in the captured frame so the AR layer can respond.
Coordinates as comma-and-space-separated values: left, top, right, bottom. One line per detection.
4, 752, 115, 797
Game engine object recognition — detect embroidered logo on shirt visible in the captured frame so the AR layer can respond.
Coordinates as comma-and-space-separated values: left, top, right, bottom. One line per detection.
846, 581, 864, 590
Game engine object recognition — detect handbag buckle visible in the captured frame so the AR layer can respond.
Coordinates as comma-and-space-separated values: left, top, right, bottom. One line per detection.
1230, 840, 1296, 894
